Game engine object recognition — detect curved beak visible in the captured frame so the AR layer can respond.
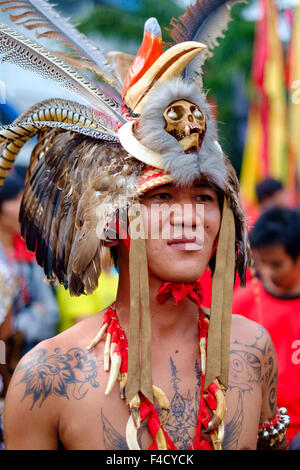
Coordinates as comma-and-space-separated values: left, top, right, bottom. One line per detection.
123, 41, 207, 114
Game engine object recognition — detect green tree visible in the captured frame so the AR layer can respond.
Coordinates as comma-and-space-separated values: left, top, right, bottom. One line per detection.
203, 4, 255, 174
78, 0, 182, 48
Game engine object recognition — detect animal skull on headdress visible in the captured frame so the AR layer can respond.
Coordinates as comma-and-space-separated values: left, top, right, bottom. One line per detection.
163, 100, 206, 152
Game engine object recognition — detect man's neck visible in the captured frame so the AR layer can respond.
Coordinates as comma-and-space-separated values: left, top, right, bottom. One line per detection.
115, 272, 200, 341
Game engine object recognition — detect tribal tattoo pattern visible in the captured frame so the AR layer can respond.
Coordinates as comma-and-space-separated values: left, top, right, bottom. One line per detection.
101, 357, 202, 451
102, 327, 277, 451
165, 358, 201, 450
13, 323, 276, 450
14, 347, 101, 409
101, 409, 128, 450
223, 324, 278, 450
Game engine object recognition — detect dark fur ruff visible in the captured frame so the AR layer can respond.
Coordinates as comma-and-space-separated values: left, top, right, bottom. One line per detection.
138, 78, 226, 189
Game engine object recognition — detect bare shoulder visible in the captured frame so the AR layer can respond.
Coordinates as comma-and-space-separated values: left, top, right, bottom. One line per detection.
223, 315, 278, 450
3, 311, 106, 449
230, 314, 278, 417
48, 309, 106, 349
230, 314, 277, 376
8, 310, 105, 404
231, 314, 273, 348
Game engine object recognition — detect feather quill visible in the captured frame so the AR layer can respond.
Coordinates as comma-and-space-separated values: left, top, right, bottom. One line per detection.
0, 0, 122, 93
168, 0, 246, 81
0, 23, 125, 123
107, 51, 135, 88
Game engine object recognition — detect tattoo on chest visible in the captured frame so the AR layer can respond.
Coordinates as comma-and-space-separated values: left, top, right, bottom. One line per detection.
14, 347, 102, 409
101, 357, 202, 450
165, 358, 201, 449
101, 332, 277, 452
101, 410, 128, 450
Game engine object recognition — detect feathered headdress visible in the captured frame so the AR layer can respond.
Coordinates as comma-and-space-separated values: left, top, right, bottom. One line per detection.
0, 0, 249, 450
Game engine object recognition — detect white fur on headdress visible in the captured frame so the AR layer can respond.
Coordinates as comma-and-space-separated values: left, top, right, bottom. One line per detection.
138, 77, 226, 189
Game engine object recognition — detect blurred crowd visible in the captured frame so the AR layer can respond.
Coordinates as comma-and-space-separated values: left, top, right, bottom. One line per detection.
0, 165, 300, 449
0, 165, 118, 448
234, 179, 300, 448
195, 176, 300, 450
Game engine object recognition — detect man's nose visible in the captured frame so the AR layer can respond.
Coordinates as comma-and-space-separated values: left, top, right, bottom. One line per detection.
170, 203, 204, 229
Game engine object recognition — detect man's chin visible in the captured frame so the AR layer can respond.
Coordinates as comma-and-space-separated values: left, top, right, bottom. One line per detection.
151, 269, 205, 284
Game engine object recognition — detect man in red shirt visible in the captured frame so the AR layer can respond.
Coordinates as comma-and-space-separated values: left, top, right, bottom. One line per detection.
233, 207, 300, 443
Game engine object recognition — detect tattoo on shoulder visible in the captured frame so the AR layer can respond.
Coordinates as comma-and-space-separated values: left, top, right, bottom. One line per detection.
262, 335, 278, 415
223, 324, 278, 449
14, 347, 102, 409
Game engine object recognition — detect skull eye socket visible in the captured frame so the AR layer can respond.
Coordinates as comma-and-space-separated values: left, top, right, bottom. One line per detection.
191, 106, 203, 120
167, 105, 185, 121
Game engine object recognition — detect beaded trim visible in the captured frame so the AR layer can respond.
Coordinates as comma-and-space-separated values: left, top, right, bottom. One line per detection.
257, 407, 290, 449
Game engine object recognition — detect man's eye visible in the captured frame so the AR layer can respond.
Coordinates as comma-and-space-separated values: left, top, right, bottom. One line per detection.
271, 262, 282, 269
151, 192, 172, 201
195, 194, 213, 202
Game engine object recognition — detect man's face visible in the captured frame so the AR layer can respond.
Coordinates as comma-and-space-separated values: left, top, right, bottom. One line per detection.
0, 191, 23, 235
261, 189, 289, 211
252, 244, 300, 291
139, 183, 221, 283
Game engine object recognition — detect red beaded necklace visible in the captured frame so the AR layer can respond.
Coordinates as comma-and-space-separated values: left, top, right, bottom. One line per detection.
88, 280, 225, 450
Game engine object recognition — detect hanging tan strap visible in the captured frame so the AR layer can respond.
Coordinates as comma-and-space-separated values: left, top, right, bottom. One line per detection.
205, 196, 235, 389
127, 203, 153, 404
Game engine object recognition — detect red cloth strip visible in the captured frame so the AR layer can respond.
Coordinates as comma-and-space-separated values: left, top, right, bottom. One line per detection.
156, 279, 203, 307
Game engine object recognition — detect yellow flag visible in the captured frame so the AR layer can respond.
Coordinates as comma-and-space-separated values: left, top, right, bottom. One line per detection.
240, 107, 263, 204
288, 2, 300, 196
240, 0, 287, 206
265, 0, 287, 182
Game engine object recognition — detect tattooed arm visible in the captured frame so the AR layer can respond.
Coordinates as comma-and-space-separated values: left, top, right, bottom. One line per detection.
3, 338, 101, 449
259, 328, 278, 423
223, 316, 279, 450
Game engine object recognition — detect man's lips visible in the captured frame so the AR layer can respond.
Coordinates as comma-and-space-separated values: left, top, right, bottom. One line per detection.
167, 237, 203, 251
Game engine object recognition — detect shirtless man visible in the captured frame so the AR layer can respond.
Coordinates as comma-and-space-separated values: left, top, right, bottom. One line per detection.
0, 1, 288, 451
3, 182, 278, 450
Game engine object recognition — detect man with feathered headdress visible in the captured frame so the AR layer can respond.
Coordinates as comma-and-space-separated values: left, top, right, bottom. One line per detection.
0, 0, 289, 450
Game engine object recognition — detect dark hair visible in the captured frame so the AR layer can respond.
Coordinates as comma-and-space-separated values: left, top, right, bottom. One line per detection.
256, 178, 283, 204
250, 207, 300, 260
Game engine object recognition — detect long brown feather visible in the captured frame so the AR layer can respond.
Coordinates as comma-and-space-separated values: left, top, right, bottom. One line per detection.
168, 0, 246, 81
20, 128, 138, 296
0, 24, 124, 122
